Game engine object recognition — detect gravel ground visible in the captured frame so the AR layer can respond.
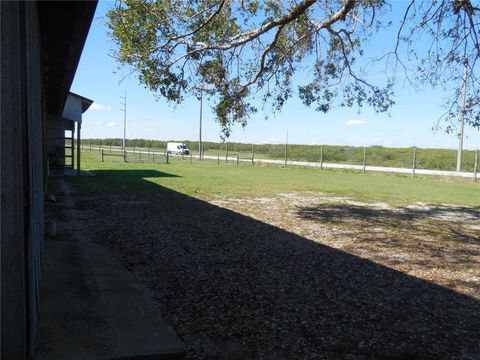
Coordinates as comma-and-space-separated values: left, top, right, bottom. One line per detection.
69, 183, 480, 360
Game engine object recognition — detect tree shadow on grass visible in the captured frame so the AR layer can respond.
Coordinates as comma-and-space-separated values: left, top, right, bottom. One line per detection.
297, 203, 480, 245
297, 203, 480, 224
295, 202, 479, 296
78, 169, 480, 359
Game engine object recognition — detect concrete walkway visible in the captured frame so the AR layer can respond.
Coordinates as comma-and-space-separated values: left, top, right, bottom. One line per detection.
35, 179, 186, 360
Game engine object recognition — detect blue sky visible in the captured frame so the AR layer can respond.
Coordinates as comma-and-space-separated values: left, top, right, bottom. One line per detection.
71, 1, 479, 150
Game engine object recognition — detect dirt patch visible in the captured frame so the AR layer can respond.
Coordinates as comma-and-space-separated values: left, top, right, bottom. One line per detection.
213, 192, 480, 298
65, 182, 480, 360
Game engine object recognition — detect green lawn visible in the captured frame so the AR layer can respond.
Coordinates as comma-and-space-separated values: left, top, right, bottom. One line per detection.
80, 150, 480, 206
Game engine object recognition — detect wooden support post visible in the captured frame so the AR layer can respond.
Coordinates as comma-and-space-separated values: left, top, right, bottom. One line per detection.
139, 149, 142, 161
77, 123, 81, 176
166, 152, 169, 164
284, 142, 287, 168
320, 146, 323, 170
133, 146, 136, 154
412, 147, 417, 177
89, 142, 92, 152
190, 152, 192, 164
101, 149, 104, 162
363, 146, 367, 174
71, 131, 74, 169
236, 154, 239, 165
217, 154, 220, 165
225, 143, 228, 164
152, 151, 154, 163
474, 149, 478, 183
124, 150, 127, 163
252, 144, 255, 165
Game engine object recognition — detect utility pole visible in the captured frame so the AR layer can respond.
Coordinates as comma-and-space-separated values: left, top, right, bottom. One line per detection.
284, 130, 288, 168
457, 12, 470, 172
457, 61, 468, 172
456, 63, 469, 172
121, 91, 127, 150
198, 88, 203, 160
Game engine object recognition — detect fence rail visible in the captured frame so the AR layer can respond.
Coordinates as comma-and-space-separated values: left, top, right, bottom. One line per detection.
84, 144, 479, 182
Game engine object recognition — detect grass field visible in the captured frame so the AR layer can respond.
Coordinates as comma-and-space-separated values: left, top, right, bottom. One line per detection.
58, 150, 480, 359
81, 149, 480, 206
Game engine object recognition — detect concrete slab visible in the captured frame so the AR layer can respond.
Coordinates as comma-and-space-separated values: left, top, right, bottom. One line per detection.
34, 240, 186, 360
35, 178, 186, 360
36, 176, 185, 359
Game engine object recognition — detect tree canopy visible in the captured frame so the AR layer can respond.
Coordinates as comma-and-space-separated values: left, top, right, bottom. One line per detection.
107, 0, 480, 136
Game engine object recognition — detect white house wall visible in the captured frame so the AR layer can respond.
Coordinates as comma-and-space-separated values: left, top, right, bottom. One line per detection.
62, 94, 82, 124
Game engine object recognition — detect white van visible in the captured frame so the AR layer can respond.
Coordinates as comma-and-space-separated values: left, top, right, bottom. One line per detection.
166, 142, 190, 155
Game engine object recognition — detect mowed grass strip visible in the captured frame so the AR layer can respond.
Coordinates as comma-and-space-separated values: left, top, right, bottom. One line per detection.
80, 150, 480, 206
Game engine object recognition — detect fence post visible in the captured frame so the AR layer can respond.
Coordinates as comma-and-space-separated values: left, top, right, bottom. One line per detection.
109, 143, 112, 151
252, 144, 255, 165
139, 150, 142, 161
225, 143, 228, 164
284, 142, 288, 168
166, 152, 169, 164
190, 152, 192, 164
152, 151, 154, 163
363, 147, 367, 174
412, 147, 417, 177
133, 146, 136, 154
320, 146, 323, 170
217, 154, 220, 165
236, 154, 239, 165
89, 143, 92, 152
474, 149, 478, 183
101, 149, 104, 162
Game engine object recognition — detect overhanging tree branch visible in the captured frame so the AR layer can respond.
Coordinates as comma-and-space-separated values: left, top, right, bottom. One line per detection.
107, 0, 480, 134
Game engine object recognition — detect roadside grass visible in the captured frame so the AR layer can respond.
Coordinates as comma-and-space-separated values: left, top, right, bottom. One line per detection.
79, 149, 480, 206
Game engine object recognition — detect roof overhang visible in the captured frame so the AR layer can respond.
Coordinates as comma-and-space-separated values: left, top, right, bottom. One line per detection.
69, 92, 94, 113
38, 1, 98, 116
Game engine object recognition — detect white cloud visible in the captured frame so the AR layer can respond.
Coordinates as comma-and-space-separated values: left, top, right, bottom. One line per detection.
91, 121, 102, 126
107, 121, 119, 127
90, 103, 112, 111
345, 119, 367, 126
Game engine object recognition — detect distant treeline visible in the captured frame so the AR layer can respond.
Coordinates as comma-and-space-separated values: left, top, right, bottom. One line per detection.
82, 138, 478, 172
